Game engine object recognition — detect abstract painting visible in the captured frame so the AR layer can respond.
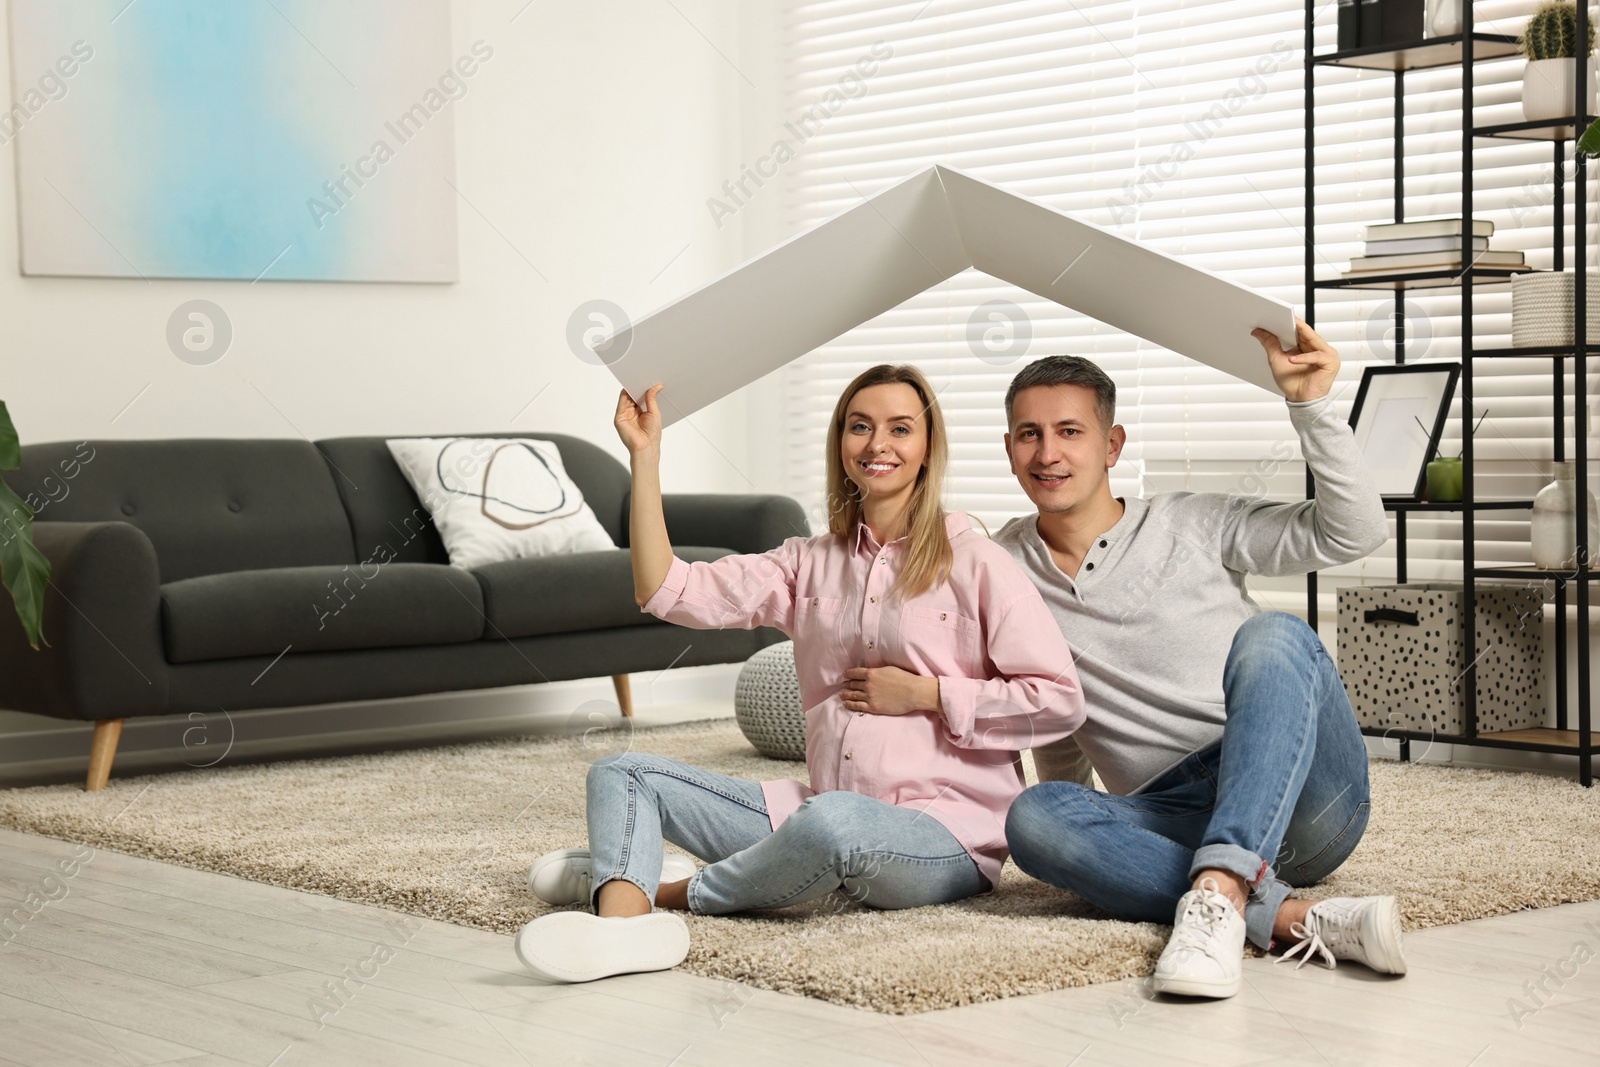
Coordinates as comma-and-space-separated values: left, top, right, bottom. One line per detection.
6, 0, 464, 282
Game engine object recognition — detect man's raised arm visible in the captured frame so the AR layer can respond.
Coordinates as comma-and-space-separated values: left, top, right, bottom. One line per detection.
1221, 319, 1389, 576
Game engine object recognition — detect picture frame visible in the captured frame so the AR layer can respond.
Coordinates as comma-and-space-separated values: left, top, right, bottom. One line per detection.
1346, 362, 1461, 502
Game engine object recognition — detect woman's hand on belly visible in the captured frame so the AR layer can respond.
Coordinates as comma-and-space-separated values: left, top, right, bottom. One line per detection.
840, 666, 939, 716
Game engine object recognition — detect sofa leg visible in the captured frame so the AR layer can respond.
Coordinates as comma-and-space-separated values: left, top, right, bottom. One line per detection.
611, 674, 634, 718
86, 719, 124, 792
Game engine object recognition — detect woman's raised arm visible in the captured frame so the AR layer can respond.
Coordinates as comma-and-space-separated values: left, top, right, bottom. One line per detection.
615, 385, 673, 607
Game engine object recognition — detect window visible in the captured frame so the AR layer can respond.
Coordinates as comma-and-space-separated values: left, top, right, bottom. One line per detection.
778, 0, 1586, 602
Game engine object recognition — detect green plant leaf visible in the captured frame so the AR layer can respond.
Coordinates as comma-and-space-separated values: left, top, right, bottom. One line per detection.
0, 477, 50, 650
0, 401, 19, 471
1579, 117, 1600, 158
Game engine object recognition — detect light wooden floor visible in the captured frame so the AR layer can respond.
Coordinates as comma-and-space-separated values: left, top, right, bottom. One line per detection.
1, 826, 1597, 1067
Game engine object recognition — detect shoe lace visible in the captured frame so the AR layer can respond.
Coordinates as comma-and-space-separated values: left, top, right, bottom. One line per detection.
1167, 881, 1234, 958
1276, 901, 1359, 970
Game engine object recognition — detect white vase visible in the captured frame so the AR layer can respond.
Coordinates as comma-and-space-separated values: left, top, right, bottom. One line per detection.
1523, 56, 1598, 122
1531, 461, 1600, 569
1426, 0, 1462, 37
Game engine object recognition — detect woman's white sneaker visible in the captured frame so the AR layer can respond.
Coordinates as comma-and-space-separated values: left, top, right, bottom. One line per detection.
527, 848, 593, 906
527, 848, 699, 906
1150, 877, 1246, 999
1276, 895, 1407, 975
515, 911, 690, 983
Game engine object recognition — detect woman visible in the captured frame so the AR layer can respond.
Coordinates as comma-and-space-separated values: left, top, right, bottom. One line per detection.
514, 365, 1086, 984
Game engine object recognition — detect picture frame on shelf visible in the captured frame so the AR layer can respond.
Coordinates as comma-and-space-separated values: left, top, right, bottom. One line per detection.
1346, 362, 1461, 502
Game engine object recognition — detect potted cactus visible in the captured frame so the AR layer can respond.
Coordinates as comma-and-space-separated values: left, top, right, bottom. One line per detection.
1522, 1, 1598, 122
0, 401, 50, 650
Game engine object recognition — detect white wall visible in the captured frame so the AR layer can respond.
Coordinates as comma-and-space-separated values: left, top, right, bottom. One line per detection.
0, 0, 795, 766
0, 0, 781, 499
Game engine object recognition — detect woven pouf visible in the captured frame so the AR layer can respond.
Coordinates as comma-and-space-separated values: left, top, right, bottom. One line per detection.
733, 641, 806, 760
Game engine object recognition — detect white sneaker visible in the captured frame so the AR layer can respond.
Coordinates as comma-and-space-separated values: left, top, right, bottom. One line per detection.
1276, 895, 1407, 976
515, 911, 690, 983
527, 848, 699, 906
1150, 877, 1247, 999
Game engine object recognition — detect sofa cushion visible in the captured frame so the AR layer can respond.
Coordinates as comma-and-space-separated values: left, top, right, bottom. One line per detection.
315, 433, 632, 566
474, 546, 735, 639
161, 564, 486, 664
11, 439, 357, 582
384, 437, 616, 568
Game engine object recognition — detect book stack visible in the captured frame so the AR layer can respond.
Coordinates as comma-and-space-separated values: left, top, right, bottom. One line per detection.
1342, 218, 1528, 282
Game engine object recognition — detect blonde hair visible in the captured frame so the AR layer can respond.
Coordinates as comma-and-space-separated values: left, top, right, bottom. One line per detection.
823, 364, 953, 600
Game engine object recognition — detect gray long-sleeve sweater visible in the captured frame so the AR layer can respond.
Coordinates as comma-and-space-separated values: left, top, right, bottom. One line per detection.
993, 395, 1389, 797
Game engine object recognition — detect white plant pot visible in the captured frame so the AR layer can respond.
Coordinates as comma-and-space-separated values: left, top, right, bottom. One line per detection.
1523, 56, 1597, 122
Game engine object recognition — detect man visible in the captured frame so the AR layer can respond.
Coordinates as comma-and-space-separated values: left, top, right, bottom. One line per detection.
996, 319, 1405, 999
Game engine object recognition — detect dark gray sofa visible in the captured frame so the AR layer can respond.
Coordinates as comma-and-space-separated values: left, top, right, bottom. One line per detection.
0, 432, 803, 790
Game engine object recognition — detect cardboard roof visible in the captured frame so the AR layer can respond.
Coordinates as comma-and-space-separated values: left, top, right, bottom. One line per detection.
603, 164, 1295, 425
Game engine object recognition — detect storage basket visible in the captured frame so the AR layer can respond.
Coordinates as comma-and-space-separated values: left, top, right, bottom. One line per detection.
1511, 270, 1600, 347
1336, 583, 1546, 735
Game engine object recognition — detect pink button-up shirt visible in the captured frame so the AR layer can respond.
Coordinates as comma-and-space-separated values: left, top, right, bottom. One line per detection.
643, 511, 1085, 890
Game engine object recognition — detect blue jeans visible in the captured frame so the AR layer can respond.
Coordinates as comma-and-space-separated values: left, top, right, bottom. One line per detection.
1006, 612, 1371, 949
585, 752, 985, 915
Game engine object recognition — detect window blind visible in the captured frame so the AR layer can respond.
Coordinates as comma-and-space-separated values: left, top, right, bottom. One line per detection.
778, 0, 1594, 597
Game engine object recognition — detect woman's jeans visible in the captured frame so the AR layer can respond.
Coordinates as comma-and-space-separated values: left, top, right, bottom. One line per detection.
1006, 612, 1371, 950
585, 753, 985, 915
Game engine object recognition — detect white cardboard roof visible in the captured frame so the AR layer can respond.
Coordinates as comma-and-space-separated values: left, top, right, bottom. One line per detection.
605, 165, 1295, 425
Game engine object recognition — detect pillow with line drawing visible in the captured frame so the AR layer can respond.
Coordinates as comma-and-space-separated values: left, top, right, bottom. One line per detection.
385, 437, 615, 569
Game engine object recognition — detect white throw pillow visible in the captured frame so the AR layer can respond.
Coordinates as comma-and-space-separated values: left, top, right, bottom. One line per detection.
384, 437, 616, 569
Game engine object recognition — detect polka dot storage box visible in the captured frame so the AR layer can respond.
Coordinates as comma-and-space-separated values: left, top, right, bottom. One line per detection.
1336, 583, 1546, 736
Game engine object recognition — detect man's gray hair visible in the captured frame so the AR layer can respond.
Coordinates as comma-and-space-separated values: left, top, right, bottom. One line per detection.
1004, 355, 1117, 430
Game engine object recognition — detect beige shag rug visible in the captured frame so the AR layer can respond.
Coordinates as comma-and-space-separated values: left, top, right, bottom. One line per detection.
3, 718, 1598, 1014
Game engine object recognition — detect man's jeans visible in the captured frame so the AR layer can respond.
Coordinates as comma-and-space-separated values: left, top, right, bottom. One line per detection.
1006, 612, 1370, 949
586, 753, 985, 915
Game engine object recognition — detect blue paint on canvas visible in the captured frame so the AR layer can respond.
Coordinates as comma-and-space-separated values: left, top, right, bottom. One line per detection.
107, 1, 346, 279
12, 0, 456, 281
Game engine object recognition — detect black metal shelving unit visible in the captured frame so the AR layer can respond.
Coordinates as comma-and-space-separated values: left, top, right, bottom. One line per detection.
1304, 3, 1595, 785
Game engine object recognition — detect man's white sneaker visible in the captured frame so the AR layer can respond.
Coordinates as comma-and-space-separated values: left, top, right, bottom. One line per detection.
527, 848, 699, 906
1150, 877, 1247, 999
1276, 895, 1407, 976
515, 911, 690, 983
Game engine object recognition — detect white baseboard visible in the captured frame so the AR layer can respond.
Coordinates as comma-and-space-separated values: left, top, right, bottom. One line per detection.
1364, 735, 1596, 781
5, 634, 1591, 789
0, 663, 743, 788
